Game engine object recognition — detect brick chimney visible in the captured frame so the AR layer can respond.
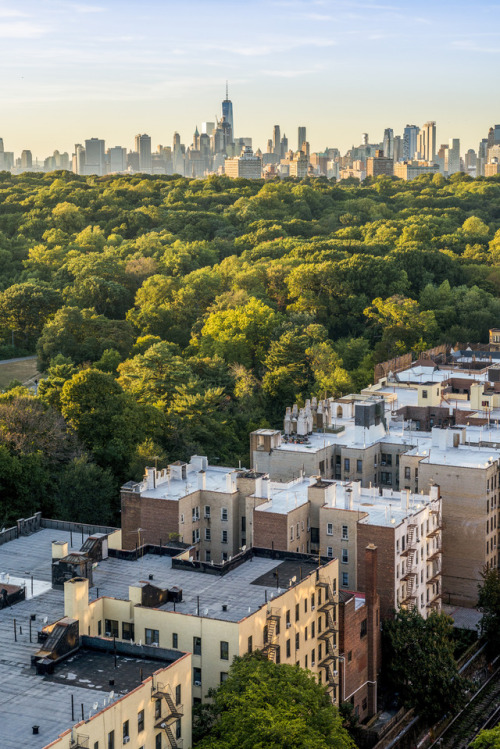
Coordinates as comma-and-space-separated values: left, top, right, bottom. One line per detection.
365, 543, 380, 716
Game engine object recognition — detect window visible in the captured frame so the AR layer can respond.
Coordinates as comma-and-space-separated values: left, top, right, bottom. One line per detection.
98, 620, 102, 636
404, 466, 411, 479
342, 525, 348, 540
175, 719, 181, 740
381, 453, 392, 466
286, 610, 291, 628
221, 508, 228, 521
242, 516, 246, 532
304, 599, 308, 614
305, 654, 308, 668
105, 619, 118, 638
290, 526, 294, 541
360, 618, 367, 638
205, 550, 211, 562
295, 632, 300, 650
311, 593, 315, 609
342, 548, 348, 564
193, 667, 202, 686
180, 513, 184, 524
175, 684, 181, 706
304, 626, 308, 641
204, 505, 211, 518
172, 632, 178, 648
362, 697, 368, 711
192, 528, 200, 544
342, 572, 349, 587
155, 734, 162, 749
286, 639, 291, 657
122, 622, 134, 641
122, 720, 129, 742
205, 528, 211, 541
357, 459, 363, 473
422, 390, 428, 399
380, 471, 392, 486
155, 699, 161, 719
222, 552, 228, 561
327, 523, 333, 535
327, 546, 333, 558
137, 710, 145, 733
220, 641, 229, 660
248, 635, 253, 653
347, 650, 352, 663
221, 530, 228, 544
193, 636, 202, 655
108, 731, 114, 749
192, 507, 200, 522
311, 648, 315, 665
344, 458, 350, 472
220, 672, 228, 683
311, 621, 315, 638
295, 603, 300, 622
145, 628, 159, 645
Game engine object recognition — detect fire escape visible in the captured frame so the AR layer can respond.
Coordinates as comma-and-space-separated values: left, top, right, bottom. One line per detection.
316, 574, 339, 703
152, 682, 184, 749
426, 510, 443, 610
262, 607, 281, 662
70, 735, 89, 749
401, 521, 418, 610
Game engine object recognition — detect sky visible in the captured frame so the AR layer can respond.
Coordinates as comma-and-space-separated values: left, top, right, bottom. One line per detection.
0, 0, 498, 159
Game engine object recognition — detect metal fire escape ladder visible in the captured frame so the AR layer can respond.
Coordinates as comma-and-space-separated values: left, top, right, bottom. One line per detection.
262, 607, 280, 662
316, 575, 339, 701
401, 522, 418, 609
152, 682, 184, 748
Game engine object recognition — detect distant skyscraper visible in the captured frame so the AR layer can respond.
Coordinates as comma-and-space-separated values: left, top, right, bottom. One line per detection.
280, 134, 288, 159
447, 138, 460, 174
382, 128, 394, 160
84, 138, 105, 175
21, 150, 32, 169
202, 122, 215, 136
403, 125, 419, 161
135, 134, 152, 173
420, 121, 436, 162
273, 125, 281, 155
108, 146, 127, 173
393, 135, 403, 163
298, 126, 306, 152
221, 82, 234, 139
73, 143, 85, 175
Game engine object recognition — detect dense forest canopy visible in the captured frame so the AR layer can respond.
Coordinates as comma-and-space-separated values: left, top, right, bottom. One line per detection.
1, 169, 500, 526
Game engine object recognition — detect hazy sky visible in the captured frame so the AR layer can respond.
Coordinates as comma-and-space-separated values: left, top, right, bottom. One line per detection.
0, 0, 498, 158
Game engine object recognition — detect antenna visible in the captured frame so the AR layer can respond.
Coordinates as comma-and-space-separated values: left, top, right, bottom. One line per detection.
225, 80, 228, 100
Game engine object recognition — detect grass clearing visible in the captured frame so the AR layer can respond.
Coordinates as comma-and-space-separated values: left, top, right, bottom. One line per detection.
0, 357, 40, 390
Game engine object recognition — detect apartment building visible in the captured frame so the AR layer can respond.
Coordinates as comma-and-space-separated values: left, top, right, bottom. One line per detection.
121, 458, 268, 563
338, 545, 381, 722
400, 426, 500, 607
251, 471, 441, 619
63, 548, 342, 705
44, 650, 192, 749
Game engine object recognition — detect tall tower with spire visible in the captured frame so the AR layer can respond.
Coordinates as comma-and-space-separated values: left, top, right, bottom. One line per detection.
221, 81, 234, 141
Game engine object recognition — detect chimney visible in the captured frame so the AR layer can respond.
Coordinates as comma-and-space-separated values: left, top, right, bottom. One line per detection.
364, 544, 380, 717
197, 471, 206, 490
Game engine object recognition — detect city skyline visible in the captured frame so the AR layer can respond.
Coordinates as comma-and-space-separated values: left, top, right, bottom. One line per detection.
0, 0, 498, 156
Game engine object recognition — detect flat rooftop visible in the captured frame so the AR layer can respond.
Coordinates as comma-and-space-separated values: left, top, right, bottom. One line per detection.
0, 530, 184, 749
405, 443, 500, 469
133, 464, 238, 501
253, 476, 310, 513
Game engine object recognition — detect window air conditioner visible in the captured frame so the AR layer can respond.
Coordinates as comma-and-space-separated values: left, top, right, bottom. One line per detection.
333, 670, 338, 677
123, 738, 130, 745
194, 680, 202, 687
286, 622, 291, 628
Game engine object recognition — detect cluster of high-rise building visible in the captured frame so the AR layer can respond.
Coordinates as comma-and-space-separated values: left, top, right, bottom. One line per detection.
1, 90, 499, 181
